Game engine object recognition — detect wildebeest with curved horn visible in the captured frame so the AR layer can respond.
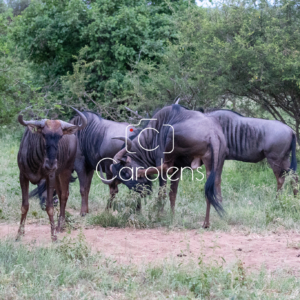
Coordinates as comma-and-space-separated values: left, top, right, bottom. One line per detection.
101, 104, 228, 227
66, 111, 137, 215
17, 107, 87, 241
30, 112, 138, 215
206, 109, 298, 194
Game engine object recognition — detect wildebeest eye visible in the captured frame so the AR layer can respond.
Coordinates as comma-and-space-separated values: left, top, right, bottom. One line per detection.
120, 170, 130, 180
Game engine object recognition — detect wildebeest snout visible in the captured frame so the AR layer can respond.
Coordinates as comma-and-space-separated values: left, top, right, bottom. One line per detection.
43, 158, 58, 171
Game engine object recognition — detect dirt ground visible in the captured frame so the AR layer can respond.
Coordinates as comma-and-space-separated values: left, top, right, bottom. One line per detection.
2, 223, 300, 272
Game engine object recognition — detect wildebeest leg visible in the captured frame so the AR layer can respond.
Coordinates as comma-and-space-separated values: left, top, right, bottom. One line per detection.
267, 157, 290, 192
293, 174, 299, 196
46, 173, 57, 241
78, 167, 94, 216
159, 174, 167, 212
54, 176, 62, 204
107, 177, 119, 210
270, 157, 299, 196
56, 170, 72, 233
17, 173, 29, 240
169, 171, 180, 213
202, 159, 212, 228
215, 160, 224, 203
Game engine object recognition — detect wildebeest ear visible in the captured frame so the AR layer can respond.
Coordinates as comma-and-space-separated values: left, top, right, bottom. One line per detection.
62, 126, 79, 135
60, 121, 79, 135
27, 124, 43, 134
18, 115, 45, 133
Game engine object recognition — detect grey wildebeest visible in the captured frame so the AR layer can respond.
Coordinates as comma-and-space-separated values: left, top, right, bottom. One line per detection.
69, 112, 139, 215
17, 108, 87, 241
99, 104, 228, 227
206, 109, 298, 194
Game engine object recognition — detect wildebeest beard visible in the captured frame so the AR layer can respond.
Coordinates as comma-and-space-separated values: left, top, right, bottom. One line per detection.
111, 163, 152, 194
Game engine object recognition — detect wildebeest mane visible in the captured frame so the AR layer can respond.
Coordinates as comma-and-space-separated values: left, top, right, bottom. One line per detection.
206, 108, 244, 117
70, 111, 105, 169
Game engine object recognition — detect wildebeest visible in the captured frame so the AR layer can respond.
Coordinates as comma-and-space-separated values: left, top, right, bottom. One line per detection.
206, 109, 298, 194
101, 104, 228, 227
17, 108, 87, 241
67, 112, 137, 215
30, 112, 138, 215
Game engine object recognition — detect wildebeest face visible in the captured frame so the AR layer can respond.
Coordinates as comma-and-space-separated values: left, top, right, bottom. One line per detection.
18, 107, 87, 172
40, 121, 64, 171
30, 120, 79, 172
111, 157, 152, 194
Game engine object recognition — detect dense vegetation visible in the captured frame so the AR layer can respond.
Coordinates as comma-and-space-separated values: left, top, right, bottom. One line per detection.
0, 0, 300, 141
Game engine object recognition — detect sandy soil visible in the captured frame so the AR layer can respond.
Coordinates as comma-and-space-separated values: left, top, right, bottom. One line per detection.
2, 223, 300, 272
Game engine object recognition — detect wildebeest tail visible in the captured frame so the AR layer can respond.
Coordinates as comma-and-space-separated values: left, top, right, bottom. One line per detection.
29, 175, 77, 208
204, 144, 224, 216
290, 133, 297, 172
70, 175, 77, 183
28, 186, 39, 198
28, 180, 48, 208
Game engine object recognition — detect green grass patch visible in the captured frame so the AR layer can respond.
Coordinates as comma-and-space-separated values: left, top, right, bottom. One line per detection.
0, 232, 299, 299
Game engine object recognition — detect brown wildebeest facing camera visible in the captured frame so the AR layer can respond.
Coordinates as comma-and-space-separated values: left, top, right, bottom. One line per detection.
17, 107, 87, 241
29, 111, 138, 215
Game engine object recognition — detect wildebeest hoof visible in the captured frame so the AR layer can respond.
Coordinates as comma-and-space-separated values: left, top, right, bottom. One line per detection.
56, 226, 64, 233
202, 223, 210, 229
15, 234, 23, 241
80, 211, 87, 217
16, 229, 25, 241
51, 235, 58, 242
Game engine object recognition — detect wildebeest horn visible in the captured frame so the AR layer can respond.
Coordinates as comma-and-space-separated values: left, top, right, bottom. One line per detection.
18, 115, 46, 128
70, 106, 87, 130
113, 148, 127, 163
97, 162, 115, 185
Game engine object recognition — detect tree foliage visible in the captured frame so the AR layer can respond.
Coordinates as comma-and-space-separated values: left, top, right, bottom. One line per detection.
11, 0, 90, 80
10, 0, 193, 119
7, 0, 31, 16
0, 1, 44, 124
130, 0, 300, 139
2, 0, 300, 136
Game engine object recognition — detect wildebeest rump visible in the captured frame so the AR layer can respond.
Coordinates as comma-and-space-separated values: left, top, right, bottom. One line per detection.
104, 105, 228, 227
207, 109, 298, 193
17, 108, 87, 241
